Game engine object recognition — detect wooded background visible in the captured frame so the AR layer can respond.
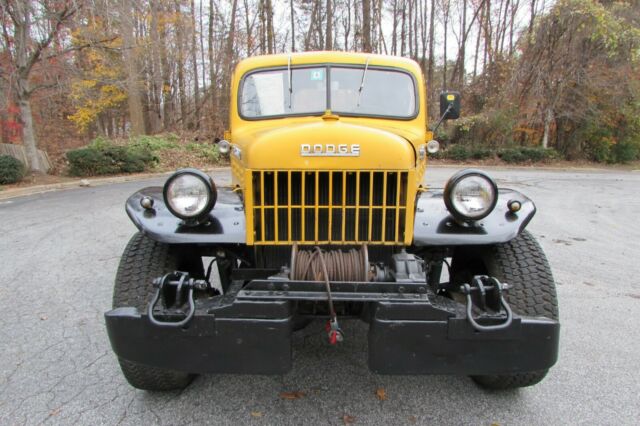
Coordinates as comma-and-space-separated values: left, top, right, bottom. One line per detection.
1, 0, 639, 173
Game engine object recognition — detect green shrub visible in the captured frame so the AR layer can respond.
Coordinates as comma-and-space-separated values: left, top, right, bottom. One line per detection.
428, 149, 445, 160
499, 148, 527, 163
610, 138, 640, 163
584, 138, 613, 163
186, 142, 220, 162
446, 145, 472, 161
469, 146, 494, 160
0, 155, 25, 184
67, 143, 157, 176
499, 147, 558, 163
129, 134, 179, 152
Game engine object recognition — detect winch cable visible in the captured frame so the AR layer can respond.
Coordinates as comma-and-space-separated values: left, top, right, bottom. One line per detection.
314, 247, 343, 344
291, 245, 369, 344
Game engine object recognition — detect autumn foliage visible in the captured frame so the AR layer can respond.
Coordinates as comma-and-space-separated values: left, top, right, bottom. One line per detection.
1, 0, 639, 179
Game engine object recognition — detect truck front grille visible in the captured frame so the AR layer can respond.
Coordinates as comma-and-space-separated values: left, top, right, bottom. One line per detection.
250, 170, 408, 245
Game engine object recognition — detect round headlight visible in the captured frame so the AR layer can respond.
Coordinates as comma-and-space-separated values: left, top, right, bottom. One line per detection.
426, 140, 440, 154
217, 139, 230, 155
163, 169, 217, 221
444, 169, 497, 221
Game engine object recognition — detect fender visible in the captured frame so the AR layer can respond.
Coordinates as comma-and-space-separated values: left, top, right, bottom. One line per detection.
125, 186, 246, 244
412, 188, 536, 246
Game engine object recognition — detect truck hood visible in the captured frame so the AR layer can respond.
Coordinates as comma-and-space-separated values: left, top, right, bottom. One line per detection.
233, 120, 417, 170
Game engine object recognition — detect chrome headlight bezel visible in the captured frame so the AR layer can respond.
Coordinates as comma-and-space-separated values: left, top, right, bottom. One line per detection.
162, 168, 217, 221
444, 169, 498, 222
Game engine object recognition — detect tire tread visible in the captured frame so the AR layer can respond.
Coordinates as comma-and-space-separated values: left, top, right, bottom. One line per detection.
112, 233, 195, 391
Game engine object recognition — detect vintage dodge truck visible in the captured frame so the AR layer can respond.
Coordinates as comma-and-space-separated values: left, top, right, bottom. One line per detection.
105, 52, 559, 391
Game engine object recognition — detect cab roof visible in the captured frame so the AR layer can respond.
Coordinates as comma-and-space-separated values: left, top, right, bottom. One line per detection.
234, 51, 423, 79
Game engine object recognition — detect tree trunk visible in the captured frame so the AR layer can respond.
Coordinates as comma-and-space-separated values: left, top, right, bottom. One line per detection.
120, 0, 145, 135
442, 0, 449, 89
266, 0, 275, 54
400, 1, 406, 56
459, 0, 466, 87
290, 0, 296, 51
149, 2, 163, 133
362, 0, 371, 52
427, 0, 435, 116
191, 0, 200, 129
541, 107, 553, 149
326, 0, 333, 50
174, 2, 188, 129
209, 0, 217, 122
391, 0, 398, 55
17, 93, 43, 173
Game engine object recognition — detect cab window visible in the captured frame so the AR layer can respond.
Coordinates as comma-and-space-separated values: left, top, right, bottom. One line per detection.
330, 67, 416, 118
240, 67, 327, 118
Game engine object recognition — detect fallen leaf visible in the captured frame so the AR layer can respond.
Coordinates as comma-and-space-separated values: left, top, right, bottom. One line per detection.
491, 423, 500, 426
342, 414, 356, 424
49, 408, 61, 417
40, 315, 48, 321
408, 415, 417, 424
375, 387, 387, 401
250, 411, 262, 418
279, 391, 306, 400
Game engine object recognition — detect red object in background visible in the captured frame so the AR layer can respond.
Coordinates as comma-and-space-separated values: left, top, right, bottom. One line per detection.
0, 104, 23, 144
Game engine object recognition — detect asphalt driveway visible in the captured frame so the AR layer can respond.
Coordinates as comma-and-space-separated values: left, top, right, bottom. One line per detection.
1, 166, 639, 425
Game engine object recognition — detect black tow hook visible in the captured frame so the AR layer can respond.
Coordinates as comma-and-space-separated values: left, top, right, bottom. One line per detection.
147, 271, 208, 328
460, 275, 513, 332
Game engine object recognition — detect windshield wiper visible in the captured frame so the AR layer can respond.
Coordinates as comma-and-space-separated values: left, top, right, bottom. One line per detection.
356, 57, 370, 108
287, 55, 293, 109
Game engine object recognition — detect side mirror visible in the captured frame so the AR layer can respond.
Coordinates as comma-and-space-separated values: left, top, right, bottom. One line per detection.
439, 91, 461, 120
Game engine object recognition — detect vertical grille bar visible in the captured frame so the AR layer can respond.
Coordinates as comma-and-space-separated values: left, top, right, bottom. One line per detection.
382, 171, 387, 243
314, 171, 319, 242
260, 171, 265, 241
287, 171, 292, 242
354, 172, 360, 242
341, 170, 346, 242
328, 172, 333, 242
274, 171, 278, 242
395, 172, 401, 242
368, 171, 374, 241
301, 171, 305, 239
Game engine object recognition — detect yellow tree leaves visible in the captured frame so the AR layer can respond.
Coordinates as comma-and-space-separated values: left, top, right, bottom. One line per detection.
68, 21, 126, 132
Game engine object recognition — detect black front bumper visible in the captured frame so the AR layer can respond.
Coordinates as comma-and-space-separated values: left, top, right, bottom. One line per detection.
105, 280, 559, 375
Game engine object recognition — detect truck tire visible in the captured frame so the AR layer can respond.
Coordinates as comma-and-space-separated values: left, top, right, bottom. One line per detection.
112, 232, 200, 391
452, 230, 559, 390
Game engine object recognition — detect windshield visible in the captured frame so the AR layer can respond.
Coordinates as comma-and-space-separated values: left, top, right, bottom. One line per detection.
239, 66, 417, 119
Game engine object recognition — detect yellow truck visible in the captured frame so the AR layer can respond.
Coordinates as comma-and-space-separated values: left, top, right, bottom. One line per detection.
105, 52, 559, 391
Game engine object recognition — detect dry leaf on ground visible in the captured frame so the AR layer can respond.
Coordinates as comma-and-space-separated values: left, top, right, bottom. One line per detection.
250, 411, 262, 418
375, 387, 387, 401
342, 414, 356, 424
279, 391, 306, 400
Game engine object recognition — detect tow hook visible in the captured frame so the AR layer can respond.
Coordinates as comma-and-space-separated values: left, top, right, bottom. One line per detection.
326, 318, 344, 345
460, 275, 513, 332
147, 271, 208, 328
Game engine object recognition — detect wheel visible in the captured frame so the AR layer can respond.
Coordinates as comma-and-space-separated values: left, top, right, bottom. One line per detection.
451, 230, 559, 390
112, 232, 202, 391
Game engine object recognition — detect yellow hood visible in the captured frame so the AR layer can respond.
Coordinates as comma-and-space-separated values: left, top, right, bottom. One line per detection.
234, 119, 416, 170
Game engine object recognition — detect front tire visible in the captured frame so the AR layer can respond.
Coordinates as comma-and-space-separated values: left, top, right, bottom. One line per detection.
112, 232, 200, 391
452, 231, 559, 390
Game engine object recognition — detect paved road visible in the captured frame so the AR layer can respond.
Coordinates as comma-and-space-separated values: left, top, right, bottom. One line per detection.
1, 167, 639, 425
